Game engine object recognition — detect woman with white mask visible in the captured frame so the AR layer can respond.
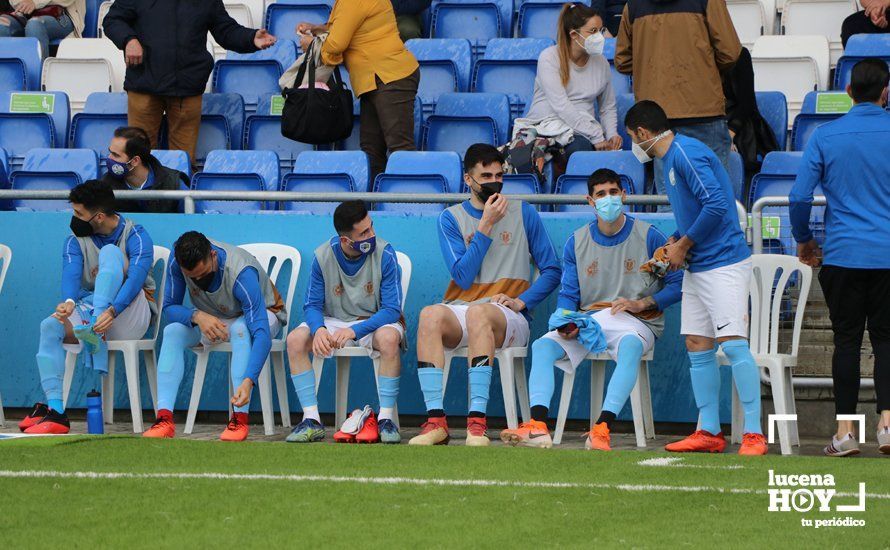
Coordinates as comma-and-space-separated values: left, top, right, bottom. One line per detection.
522, 3, 622, 160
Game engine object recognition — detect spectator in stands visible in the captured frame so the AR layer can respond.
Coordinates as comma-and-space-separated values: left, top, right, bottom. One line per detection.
519, 4, 620, 164
842, 0, 889, 48
391, 0, 430, 41
102, 127, 190, 214
615, 0, 740, 203
789, 59, 890, 457
0, 0, 84, 59
297, 0, 420, 181
103, 0, 276, 168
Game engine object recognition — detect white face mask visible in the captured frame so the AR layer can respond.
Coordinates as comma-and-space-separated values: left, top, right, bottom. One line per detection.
631, 131, 671, 163
573, 29, 605, 56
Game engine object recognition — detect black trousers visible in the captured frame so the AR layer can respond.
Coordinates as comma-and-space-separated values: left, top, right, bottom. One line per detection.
819, 265, 890, 414
359, 69, 420, 184
841, 11, 890, 48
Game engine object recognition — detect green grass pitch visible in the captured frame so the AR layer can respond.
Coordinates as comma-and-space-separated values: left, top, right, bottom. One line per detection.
0, 436, 887, 548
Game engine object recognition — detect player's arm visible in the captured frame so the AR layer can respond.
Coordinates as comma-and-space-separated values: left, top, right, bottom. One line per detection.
557, 234, 581, 311
303, 257, 326, 336
233, 267, 272, 385
681, 152, 729, 248
111, 226, 154, 315
352, 245, 402, 340
647, 226, 682, 310
61, 236, 83, 303
517, 202, 561, 311
163, 257, 196, 325
789, 132, 823, 245
437, 208, 491, 290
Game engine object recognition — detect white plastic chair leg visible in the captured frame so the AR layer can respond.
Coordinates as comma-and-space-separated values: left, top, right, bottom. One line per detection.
731, 383, 744, 445
311, 356, 324, 394
629, 376, 647, 448
783, 367, 799, 446
513, 356, 530, 423
335, 355, 351, 429
639, 361, 656, 439
62, 351, 78, 409
184, 351, 210, 434
553, 370, 576, 445
104, 352, 116, 424
372, 358, 400, 429
768, 365, 793, 455
122, 346, 144, 433
589, 360, 606, 427
0, 390, 5, 426
498, 350, 519, 429
257, 359, 275, 435
144, 349, 158, 415
271, 351, 290, 428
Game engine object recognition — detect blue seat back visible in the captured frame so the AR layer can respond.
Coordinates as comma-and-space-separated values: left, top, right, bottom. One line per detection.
0, 90, 69, 149
266, 4, 333, 44
203, 150, 279, 191
0, 37, 41, 91
215, 41, 297, 111
406, 39, 472, 110
755, 91, 788, 151
430, 0, 511, 57
517, 0, 565, 41
281, 173, 354, 213
191, 173, 265, 213
152, 150, 191, 178
71, 113, 128, 158
11, 148, 99, 210
472, 38, 552, 119
502, 173, 540, 195
615, 93, 634, 151
245, 115, 314, 170
197, 93, 245, 164
610, 66, 631, 96
728, 151, 744, 202
565, 151, 645, 195
750, 173, 825, 254
833, 35, 890, 89
759, 151, 803, 176
554, 173, 634, 213
83, 92, 127, 113
373, 174, 448, 212
294, 150, 370, 192
0, 113, 54, 169
791, 114, 839, 151
424, 92, 510, 152
385, 150, 463, 194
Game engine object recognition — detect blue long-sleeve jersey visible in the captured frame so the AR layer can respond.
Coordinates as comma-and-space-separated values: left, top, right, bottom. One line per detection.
303, 238, 403, 339
661, 133, 750, 272
62, 216, 154, 314
438, 200, 561, 318
164, 245, 272, 384
557, 216, 683, 311
789, 103, 890, 269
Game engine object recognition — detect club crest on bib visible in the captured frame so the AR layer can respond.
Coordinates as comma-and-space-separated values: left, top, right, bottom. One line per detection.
500, 231, 512, 245
333, 284, 344, 296
364, 281, 375, 296
586, 260, 599, 277
219, 304, 229, 313
624, 259, 636, 273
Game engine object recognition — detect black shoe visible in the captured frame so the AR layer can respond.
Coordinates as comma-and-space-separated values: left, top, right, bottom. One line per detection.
18, 402, 49, 432
25, 409, 70, 434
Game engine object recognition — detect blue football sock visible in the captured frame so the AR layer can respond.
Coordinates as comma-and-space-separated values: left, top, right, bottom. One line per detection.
529, 338, 564, 410
602, 336, 645, 415
228, 319, 252, 413
417, 366, 444, 412
36, 316, 66, 412
290, 370, 318, 409
722, 339, 763, 435
688, 348, 721, 435
377, 375, 400, 416
92, 245, 125, 322
468, 356, 493, 415
156, 322, 201, 412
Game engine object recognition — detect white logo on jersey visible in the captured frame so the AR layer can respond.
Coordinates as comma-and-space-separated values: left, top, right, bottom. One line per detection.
668, 169, 677, 186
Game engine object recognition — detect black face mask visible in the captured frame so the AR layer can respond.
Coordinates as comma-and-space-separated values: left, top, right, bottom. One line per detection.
474, 179, 503, 203
191, 272, 215, 291
70, 213, 97, 237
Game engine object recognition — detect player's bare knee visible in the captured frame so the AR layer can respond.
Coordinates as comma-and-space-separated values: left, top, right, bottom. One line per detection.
376, 329, 402, 358
418, 306, 444, 335
465, 304, 492, 331
685, 334, 714, 352
286, 327, 312, 353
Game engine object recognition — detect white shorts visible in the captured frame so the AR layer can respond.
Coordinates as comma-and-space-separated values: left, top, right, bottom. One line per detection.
437, 302, 530, 350
681, 258, 751, 339
200, 309, 282, 349
64, 291, 152, 352
541, 309, 655, 373
297, 317, 405, 358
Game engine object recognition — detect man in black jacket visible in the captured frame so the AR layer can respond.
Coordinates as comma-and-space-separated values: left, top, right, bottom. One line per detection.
102, 126, 190, 214
103, 0, 276, 165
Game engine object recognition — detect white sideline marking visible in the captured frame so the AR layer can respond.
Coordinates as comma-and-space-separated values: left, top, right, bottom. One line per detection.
637, 457, 744, 470
2, 470, 888, 500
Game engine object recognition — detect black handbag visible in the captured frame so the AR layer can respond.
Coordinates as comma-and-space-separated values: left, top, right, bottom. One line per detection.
280, 41, 354, 145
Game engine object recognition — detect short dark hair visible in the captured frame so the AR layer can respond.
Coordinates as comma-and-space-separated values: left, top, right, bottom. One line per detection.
587, 168, 622, 195
174, 231, 212, 270
849, 58, 889, 104
114, 126, 152, 163
624, 100, 670, 134
333, 200, 369, 235
68, 179, 116, 214
464, 143, 504, 173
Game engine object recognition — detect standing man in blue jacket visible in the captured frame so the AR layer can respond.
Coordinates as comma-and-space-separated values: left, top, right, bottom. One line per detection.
625, 99, 767, 455
790, 59, 890, 457
103, 0, 276, 166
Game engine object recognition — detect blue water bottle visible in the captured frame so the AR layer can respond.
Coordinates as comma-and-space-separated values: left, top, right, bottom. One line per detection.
87, 390, 104, 434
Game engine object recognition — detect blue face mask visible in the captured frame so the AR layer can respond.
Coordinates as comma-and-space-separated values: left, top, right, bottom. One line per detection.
350, 236, 376, 255
106, 157, 133, 178
594, 195, 623, 223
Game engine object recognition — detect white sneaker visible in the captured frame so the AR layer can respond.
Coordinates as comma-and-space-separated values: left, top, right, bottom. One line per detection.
823, 432, 860, 457
339, 405, 373, 435
878, 427, 890, 455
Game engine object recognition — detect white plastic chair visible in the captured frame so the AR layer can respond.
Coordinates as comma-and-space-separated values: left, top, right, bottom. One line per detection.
752, 35, 830, 126
551, 350, 656, 447
42, 58, 114, 114
227, 0, 264, 30
781, 0, 857, 66
184, 244, 300, 436
0, 244, 10, 426
709, 255, 812, 455
311, 251, 412, 430
96, 1, 113, 38
727, 0, 775, 47
210, 3, 254, 59
61, 246, 170, 433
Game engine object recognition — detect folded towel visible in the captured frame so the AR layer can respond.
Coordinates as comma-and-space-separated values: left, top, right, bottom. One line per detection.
547, 309, 607, 355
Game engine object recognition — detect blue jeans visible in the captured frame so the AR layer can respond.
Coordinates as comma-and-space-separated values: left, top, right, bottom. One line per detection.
653, 118, 732, 212
0, 13, 74, 59
563, 134, 594, 158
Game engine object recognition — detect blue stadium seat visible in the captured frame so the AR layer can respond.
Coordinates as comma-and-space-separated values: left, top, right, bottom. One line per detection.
265, 3, 333, 46
405, 39, 472, 115
213, 40, 297, 112
0, 113, 54, 170
71, 92, 129, 159
502, 173, 540, 195
790, 91, 845, 151
603, 37, 616, 62
192, 150, 279, 213
615, 93, 634, 151
0, 90, 69, 159
517, 0, 568, 41
196, 93, 245, 166
10, 148, 98, 211
472, 38, 553, 119
373, 174, 448, 212
430, 0, 512, 58
152, 150, 192, 178
553, 173, 635, 213
611, 66, 631, 96
293, 150, 370, 191
833, 35, 890, 89
728, 151, 744, 202
755, 91, 788, 151
0, 146, 9, 209
759, 151, 803, 176
0, 37, 41, 91
246, 93, 315, 172
423, 92, 510, 153
281, 173, 353, 213
749, 173, 824, 255
382, 150, 463, 193
565, 151, 645, 195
